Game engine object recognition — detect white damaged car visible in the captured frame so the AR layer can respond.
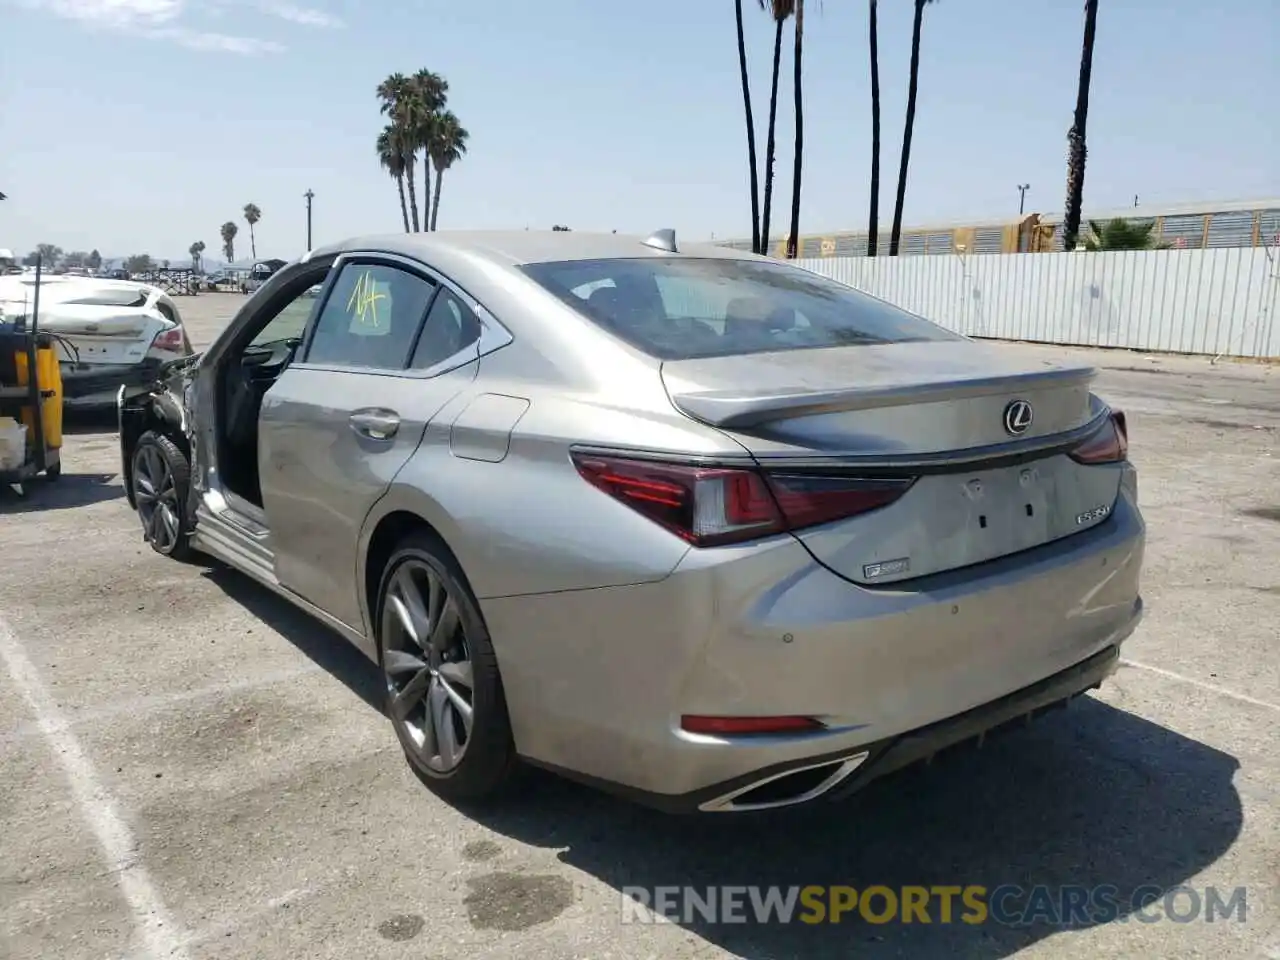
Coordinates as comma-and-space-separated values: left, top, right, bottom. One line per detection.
0, 274, 193, 408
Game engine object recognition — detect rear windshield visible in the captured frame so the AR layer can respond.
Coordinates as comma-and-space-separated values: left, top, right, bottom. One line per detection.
520, 257, 958, 360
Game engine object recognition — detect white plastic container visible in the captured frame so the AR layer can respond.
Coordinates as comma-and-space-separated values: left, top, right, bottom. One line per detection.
0, 416, 27, 471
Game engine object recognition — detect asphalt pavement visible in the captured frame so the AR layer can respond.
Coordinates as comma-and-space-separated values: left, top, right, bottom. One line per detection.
1, 293, 1277, 960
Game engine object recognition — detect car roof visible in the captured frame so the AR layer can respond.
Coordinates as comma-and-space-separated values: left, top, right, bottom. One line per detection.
309, 230, 762, 268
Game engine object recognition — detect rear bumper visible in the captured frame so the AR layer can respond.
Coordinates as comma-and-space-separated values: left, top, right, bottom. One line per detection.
61, 359, 162, 405
484, 476, 1146, 810
822, 639, 1126, 801
532, 641, 1128, 814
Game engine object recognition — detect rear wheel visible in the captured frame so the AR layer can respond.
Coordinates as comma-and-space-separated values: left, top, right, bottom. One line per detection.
376, 532, 516, 802
131, 431, 193, 561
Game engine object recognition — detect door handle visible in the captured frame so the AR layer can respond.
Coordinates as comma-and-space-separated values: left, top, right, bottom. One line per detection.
349, 409, 401, 441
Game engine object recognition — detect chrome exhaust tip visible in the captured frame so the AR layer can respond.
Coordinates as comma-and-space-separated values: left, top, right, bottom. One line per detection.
697, 751, 870, 813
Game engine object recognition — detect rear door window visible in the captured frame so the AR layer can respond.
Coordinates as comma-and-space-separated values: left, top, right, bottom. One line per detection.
409, 287, 483, 370
305, 262, 436, 369
521, 257, 959, 360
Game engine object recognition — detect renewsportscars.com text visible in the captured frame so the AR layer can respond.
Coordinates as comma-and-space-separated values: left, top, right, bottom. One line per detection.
620, 884, 1248, 926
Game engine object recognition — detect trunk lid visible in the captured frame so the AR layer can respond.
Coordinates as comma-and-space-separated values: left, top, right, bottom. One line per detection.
661, 340, 1123, 583
41, 304, 167, 365
0, 276, 167, 366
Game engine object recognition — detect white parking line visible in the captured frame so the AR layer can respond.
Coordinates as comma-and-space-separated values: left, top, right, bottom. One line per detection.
1119, 657, 1280, 713
0, 614, 192, 960
143, 887, 314, 958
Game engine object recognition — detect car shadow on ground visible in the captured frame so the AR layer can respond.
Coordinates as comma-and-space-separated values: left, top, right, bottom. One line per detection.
60, 407, 120, 435
0, 471, 120, 512
195, 567, 1244, 959
469, 701, 1243, 958
201, 564, 385, 712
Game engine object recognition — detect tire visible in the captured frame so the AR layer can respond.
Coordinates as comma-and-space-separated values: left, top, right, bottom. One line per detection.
130, 431, 194, 561
376, 531, 517, 803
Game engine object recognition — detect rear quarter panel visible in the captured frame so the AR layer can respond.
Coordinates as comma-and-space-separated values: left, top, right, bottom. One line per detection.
366, 389, 718, 604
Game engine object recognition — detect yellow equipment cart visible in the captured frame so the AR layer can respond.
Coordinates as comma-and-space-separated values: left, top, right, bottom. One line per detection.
0, 258, 64, 492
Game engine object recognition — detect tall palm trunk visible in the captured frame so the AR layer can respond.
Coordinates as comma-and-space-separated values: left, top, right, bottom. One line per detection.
430, 168, 444, 231
761, 18, 785, 258
405, 161, 420, 232
396, 175, 411, 232
427, 158, 437, 235
734, 0, 762, 253
248, 225, 257, 259
786, 0, 804, 259
1062, 0, 1099, 251
889, 0, 926, 256
866, 0, 881, 256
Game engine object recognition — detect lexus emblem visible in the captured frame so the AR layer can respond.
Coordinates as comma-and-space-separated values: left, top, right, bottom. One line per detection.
1003, 399, 1034, 436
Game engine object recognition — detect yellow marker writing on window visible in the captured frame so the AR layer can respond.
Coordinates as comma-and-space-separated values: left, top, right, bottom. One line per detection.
347, 270, 388, 328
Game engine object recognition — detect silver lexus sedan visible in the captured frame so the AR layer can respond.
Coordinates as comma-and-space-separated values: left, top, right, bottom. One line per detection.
118, 229, 1145, 813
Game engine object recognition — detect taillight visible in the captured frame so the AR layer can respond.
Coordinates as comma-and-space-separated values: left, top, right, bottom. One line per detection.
765, 473, 915, 528
1069, 411, 1128, 464
571, 453, 914, 547
150, 327, 186, 353
571, 455, 784, 546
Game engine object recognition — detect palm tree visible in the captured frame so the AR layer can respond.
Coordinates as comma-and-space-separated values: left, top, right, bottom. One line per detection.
377, 73, 421, 230
243, 203, 261, 258
866, 0, 882, 256
410, 70, 449, 232
377, 69, 457, 233
734, 0, 762, 253
759, 0, 795, 258
188, 241, 202, 271
1062, 0, 1100, 252
785, 0, 805, 259
220, 221, 238, 263
428, 111, 468, 231
377, 125, 413, 232
1083, 217, 1162, 251
888, 0, 937, 256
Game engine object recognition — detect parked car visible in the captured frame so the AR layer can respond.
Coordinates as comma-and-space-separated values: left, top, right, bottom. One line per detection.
242, 259, 287, 295
117, 230, 1145, 813
0, 273, 193, 408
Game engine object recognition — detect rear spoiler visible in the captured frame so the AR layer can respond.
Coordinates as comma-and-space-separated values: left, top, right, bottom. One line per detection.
668, 366, 1097, 430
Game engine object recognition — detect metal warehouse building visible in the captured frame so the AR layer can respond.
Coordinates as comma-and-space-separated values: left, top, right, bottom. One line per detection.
718, 197, 1280, 258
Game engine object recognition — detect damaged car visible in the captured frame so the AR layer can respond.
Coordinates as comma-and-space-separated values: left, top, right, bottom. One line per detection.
118, 230, 1145, 813
0, 273, 193, 408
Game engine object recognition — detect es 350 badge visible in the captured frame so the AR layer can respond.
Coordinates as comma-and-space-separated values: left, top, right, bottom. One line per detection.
1076, 503, 1111, 525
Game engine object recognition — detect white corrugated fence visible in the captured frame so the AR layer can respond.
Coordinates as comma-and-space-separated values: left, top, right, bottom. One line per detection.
793, 248, 1280, 359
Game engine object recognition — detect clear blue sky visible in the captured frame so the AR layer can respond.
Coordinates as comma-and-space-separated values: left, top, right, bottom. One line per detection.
1, 0, 1276, 262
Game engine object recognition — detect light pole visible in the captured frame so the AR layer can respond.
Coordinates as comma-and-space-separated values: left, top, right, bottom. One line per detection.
1017, 183, 1031, 215
304, 189, 315, 250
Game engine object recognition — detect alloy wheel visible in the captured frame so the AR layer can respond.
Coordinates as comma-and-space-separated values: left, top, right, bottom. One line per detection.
383, 558, 475, 773
133, 445, 180, 551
